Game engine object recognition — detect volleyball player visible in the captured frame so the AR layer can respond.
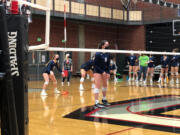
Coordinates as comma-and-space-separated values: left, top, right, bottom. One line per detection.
134, 54, 139, 82
41, 54, 61, 96
147, 54, 155, 85
170, 48, 179, 84
79, 57, 95, 90
137, 53, 149, 85
62, 53, 73, 86
127, 53, 137, 81
93, 40, 111, 108
110, 58, 117, 83
159, 54, 169, 86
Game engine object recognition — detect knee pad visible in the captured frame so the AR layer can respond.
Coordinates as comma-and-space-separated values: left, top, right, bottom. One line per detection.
50, 71, 53, 75
171, 72, 174, 76
94, 88, 99, 94
44, 81, 49, 85
176, 72, 179, 76
91, 77, 94, 82
102, 87, 107, 92
80, 77, 84, 82
151, 73, 154, 77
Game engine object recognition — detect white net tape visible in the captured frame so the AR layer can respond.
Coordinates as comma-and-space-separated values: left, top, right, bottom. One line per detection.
30, 47, 180, 56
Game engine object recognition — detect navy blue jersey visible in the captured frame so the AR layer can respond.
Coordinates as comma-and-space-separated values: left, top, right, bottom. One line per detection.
110, 60, 117, 70
63, 58, 72, 71
170, 55, 179, 67
94, 52, 110, 74
42, 60, 61, 74
81, 60, 94, 71
110, 64, 116, 70
160, 56, 169, 68
128, 55, 137, 66
148, 56, 155, 68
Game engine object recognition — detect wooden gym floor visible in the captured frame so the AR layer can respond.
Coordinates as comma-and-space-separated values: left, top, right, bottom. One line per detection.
28, 77, 180, 135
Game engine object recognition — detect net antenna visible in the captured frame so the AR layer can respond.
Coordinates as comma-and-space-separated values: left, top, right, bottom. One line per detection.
64, 0, 67, 44
17, 0, 51, 50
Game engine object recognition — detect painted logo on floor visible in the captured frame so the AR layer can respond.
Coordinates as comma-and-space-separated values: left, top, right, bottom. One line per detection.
64, 95, 180, 133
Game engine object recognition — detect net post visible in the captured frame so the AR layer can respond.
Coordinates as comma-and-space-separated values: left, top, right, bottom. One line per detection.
45, 0, 51, 48
0, 6, 19, 135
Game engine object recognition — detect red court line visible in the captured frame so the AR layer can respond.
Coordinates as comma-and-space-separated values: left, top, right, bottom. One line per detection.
106, 127, 136, 135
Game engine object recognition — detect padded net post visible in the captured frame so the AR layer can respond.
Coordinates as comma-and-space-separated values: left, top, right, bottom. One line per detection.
6, 14, 29, 135
0, 6, 19, 135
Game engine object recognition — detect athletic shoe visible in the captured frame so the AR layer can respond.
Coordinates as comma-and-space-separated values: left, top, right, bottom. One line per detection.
102, 99, 111, 106
176, 79, 179, 84
86, 75, 90, 79
54, 89, 60, 94
164, 78, 167, 83
94, 103, 106, 108
136, 81, 139, 86
143, 81, 147, 86
114, 78, 118, 83
157, 78, 161, 83
170, 79, 174, 84
41, 90, 48, 96
79, 84, 84, 90
91, 84, 95, 89
67, 82, 70, 86
150, 80, 153, 86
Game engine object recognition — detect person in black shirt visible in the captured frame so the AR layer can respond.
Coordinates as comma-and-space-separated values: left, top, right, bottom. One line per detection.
61, 53, 73, 86
93, 40, 111, 108
79, 57, 94, 90
170, 48, 179, 84
41, 54, 61, 96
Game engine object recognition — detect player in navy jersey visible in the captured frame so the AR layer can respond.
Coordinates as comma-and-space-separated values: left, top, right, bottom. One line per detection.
61, 53, 73, 86
147, 54, 155, 85
109, 58, 117, 83
159, 54, 169, 86
127, 53, 137, 81
93, 40, 111, 108
170, 48, 179, 84
79, 57, 94, 90
41, 54, 61, 96
134, 54, 140, 81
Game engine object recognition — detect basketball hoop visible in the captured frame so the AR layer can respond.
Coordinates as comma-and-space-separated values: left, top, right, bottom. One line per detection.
121, 0, 131, 10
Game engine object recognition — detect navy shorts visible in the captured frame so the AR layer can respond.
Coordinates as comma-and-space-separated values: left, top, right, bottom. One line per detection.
171, 63, 179, 67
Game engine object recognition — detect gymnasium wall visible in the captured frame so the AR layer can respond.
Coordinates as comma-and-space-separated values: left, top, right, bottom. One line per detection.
28, 15, 145, 74
146, 22, 180, 52
32, 0, 179, 24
